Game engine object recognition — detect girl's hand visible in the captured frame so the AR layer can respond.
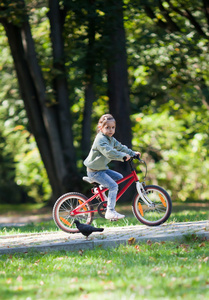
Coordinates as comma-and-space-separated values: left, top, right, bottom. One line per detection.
124, 154, 131, 161
135, 151, 141, 157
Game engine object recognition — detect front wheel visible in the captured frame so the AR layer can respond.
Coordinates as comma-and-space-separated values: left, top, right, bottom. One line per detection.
53, 192, 93, 233
132, 185, 172, 226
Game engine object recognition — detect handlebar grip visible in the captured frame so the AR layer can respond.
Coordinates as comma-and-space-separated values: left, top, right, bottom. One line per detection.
124, 154, 142, 162
133, 154, 141, 160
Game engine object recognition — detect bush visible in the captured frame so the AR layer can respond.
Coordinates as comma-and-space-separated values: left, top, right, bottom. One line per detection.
132, 107, 209, 202
0, 105, 51, 204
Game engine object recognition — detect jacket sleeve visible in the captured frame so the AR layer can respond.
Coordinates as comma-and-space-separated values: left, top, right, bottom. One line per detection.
96, 136, 135, 161
113, 138, 136, 157
97, 138, 126, 161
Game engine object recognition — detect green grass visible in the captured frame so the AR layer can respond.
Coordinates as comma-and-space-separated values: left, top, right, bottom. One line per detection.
0, 203, 209, 299
0, 204, 44, 215
0, 202, 209, 236
0, 237, 209, 299
0, 220, 57, 236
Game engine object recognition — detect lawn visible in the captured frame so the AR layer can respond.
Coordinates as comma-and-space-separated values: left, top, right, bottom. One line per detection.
0, 202, 209, 299
0, 237, 209, 299
0, 201, 209, 235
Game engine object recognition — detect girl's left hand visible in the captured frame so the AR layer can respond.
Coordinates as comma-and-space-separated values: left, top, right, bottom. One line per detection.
135, 151, 141, 157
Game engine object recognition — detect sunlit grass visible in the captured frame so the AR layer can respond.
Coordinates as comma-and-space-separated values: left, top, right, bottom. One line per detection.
0, 220, 58, 236
0, 238, 209, 299
0, 202, 209, 299
0, 202, 208, 236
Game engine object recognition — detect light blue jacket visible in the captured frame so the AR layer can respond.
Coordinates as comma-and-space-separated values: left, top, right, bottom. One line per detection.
84, 131, 135, 170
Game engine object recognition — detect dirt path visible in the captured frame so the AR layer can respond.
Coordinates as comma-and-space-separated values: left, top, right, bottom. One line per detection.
0, 207, 52, 225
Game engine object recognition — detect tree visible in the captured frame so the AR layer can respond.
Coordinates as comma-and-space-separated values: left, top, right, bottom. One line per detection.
1, 0, 209, 204
138, 0, 209, 108
0, 0, 133, 202
0, 0, 78, 202
105, 0, 132, 149
81, 0, 97, 158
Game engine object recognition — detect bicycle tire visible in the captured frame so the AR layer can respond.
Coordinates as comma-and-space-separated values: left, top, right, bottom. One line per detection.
132, 185, 172, 226
53, 192, 93, 233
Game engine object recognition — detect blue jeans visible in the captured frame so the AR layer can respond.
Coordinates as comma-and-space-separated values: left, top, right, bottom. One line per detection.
87, 169, 123, 211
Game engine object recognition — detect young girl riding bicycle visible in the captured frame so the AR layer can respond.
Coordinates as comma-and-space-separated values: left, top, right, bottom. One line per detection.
84, 114, 141, 220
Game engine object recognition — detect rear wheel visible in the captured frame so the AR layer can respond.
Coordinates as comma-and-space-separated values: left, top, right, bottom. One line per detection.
53, 192, 93, 233
132, 185, 172, 226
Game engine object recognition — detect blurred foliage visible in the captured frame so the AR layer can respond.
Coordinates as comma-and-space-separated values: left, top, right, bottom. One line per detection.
132, 104, 209, 202
0, 1, 209, 204
0, 104, 51, 204
14, 127, 52, 203
0, 22, 51, 204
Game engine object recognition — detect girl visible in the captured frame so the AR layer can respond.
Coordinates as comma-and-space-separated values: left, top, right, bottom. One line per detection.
84, 114, 141, 220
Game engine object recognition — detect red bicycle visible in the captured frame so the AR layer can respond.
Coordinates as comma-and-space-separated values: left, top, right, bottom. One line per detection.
53, 156, 172, 233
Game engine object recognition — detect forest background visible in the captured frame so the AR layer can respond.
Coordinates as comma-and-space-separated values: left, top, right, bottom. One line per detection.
0, 0, 209, 206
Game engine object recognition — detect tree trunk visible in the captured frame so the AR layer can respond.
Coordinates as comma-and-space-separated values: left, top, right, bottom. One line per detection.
2, 20, 63, 201
82, 83, 95, 158
81, 0, 96, 159
48, 0, 78, 182
20, 21, 69, 190
105, 0, 133, 175
1, 2, 79, 203
106, 0, 132, 148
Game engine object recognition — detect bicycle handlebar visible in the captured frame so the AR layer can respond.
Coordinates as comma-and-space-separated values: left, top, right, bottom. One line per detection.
124, 154, 147, 179
132, 154, 141, 160
123, 154, 141, 162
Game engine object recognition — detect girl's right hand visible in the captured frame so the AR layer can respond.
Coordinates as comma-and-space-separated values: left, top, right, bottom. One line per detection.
124, 154, 131, 161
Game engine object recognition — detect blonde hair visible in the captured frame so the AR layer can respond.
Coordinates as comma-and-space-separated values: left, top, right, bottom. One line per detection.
97, 114, 116, 132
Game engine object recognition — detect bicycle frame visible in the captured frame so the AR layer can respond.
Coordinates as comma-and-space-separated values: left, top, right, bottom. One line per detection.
71, 166, 153, 217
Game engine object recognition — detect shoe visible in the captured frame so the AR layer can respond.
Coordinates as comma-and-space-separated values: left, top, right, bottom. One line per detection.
105, 210, 125, 220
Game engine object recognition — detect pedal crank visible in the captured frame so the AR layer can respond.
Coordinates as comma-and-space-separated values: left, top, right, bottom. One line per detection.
97, 201, 107, 218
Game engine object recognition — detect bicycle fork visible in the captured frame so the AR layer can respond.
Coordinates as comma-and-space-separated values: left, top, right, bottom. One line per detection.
136, 182, 154, 207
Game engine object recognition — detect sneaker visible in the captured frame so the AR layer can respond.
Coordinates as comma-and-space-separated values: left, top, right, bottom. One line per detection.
105, 210, 125, 220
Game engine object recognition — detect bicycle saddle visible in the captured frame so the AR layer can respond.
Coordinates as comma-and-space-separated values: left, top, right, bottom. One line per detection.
82, 176, 94, 184
82, 177, 106, 190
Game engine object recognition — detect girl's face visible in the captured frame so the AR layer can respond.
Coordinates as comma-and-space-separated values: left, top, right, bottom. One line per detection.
101, 121, 116, 137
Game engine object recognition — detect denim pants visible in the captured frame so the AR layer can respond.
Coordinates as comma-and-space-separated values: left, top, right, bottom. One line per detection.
87, 169, 123, 211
